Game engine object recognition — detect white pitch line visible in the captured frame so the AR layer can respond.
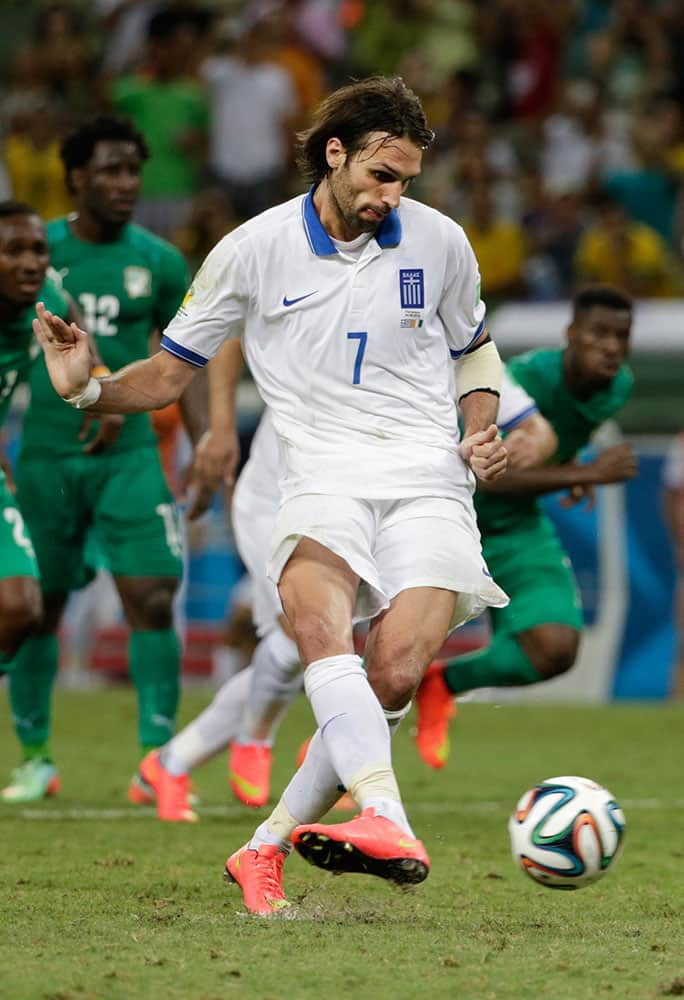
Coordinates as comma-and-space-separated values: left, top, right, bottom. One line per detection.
3, 797, 682, 822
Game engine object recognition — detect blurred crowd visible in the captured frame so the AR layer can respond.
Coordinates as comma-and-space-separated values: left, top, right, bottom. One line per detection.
4, 0, 684, 307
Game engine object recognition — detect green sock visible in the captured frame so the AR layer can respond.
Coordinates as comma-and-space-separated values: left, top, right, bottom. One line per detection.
443, 632, 542, 694
8, 634, 59, 757
128, 629, 180, 748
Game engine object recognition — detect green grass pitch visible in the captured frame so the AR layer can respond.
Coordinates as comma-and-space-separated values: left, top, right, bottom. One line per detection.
0, 686, 682, 1000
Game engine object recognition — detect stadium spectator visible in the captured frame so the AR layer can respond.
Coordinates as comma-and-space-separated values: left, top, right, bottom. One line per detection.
109, 5, 211, 237
9, 3, 96, 109
201, 19, 299, 221
574, 194, 682, 297
462, 178, 528, 309
2, 96, 73, 223
172, 186, 237, 274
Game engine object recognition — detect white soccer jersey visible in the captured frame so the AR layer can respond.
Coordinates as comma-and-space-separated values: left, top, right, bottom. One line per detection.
245, 372, 538, 508
162, 190, 487, 501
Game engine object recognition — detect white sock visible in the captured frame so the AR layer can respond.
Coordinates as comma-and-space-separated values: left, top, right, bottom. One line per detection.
281, 729, 344, 823
237, 626, 302, 744
161, 666, 253, 774
304, 654, 410, 832
260, 698, 412, 841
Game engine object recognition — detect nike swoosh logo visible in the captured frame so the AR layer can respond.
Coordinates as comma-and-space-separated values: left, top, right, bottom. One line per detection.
282, 291, 317, 307
398, 837, 419, 850
230, 771, 264, 799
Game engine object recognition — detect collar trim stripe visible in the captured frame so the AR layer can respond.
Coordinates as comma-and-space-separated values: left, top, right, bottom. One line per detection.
302, 185, 402, 256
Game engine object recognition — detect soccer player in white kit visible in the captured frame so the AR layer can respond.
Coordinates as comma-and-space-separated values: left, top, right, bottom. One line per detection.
33, 77, 510, 915
136, 366, 554, 824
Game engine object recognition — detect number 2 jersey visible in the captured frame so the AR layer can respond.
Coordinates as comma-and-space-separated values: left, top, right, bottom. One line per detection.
20, 217, 189, 458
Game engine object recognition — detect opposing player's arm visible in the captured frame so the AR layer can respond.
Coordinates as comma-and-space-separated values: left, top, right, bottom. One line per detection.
33, 302, 198, 413
478, 443, 638, 496
504, 413, 558, 470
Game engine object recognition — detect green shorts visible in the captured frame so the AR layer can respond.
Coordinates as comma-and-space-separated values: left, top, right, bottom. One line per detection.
483, 519, 583, 636
16, 446, 183, 594
0, 468, 39, 580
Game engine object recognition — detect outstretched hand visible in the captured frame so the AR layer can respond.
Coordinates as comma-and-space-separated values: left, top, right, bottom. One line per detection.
32, 301, 92, 399
460, 423, 508, 481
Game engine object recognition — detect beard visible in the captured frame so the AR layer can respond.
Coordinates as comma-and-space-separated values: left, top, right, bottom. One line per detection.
328, 172, 380, 236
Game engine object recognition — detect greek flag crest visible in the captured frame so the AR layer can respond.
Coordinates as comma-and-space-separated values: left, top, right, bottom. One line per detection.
399, 269, 424, 309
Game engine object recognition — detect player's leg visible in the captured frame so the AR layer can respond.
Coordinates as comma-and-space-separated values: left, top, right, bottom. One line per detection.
115, 574, 181, 749
415, 526, 582, 767
96, 447, 184, 765
228, 478, 302, 807
4, 457, 90, 802
290, 583, 453, 881
0, 476, 49, 801
229, 618, 301, 807
3, 591, 66, 802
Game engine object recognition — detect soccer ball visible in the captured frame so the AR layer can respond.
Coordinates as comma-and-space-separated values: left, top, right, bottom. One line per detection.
508, 775, 626, 890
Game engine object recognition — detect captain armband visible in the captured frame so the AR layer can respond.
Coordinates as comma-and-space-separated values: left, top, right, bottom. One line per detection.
455, 338, 502, 401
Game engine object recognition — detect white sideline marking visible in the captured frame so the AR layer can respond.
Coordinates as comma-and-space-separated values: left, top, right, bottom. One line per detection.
4, 798, 681, 822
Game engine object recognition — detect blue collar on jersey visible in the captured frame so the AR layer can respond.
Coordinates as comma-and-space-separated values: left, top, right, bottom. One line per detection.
302, 185, 402, 255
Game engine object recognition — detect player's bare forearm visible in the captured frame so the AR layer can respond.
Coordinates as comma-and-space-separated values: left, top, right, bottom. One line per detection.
92, 352, 198, 414
209, 338, 243, 434
177, 364, 209, 445
458, 389, 500, 439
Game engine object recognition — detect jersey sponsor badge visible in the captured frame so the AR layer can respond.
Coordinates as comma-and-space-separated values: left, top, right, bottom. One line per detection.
124, 266, 152, 299
399, 268, 424, 309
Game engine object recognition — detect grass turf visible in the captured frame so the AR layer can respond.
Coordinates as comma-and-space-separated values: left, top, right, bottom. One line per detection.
0, 687, 682, 1000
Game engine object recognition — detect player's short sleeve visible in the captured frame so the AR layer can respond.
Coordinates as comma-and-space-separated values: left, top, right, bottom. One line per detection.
663, 434, 684, 491
497, 369, 538, 433
154, 245, 190, 332
438, 219, 487, 359
161, 235, 249, 367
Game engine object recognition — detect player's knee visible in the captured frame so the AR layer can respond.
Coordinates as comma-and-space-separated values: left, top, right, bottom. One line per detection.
368, 642, 425, 709
288, 610, 353, 664
530, 628, 579, 679
136, 586, 176, 630
0, 582, 42, 657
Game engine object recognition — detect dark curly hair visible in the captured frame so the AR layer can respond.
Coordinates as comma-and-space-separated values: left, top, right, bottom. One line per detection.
296, 76, 434, 184
60, 115, 149, 192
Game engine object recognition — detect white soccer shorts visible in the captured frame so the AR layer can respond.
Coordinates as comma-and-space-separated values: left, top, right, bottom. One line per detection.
269, 493, 509, 630
232, 474, 282, 638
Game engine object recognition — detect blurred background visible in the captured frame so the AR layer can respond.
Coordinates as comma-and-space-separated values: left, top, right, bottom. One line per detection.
1, 0, 682, 700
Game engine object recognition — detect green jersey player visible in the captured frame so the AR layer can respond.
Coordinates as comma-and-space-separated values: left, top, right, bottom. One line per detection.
3, 117, 205, 804
415, 284, 638, 768
0, 203, 55, 666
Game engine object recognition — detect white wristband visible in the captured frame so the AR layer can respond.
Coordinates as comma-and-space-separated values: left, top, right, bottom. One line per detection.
65, 377, 102, 410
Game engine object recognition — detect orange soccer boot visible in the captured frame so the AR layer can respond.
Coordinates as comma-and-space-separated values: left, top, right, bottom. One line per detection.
229, 742, 273, 807
224, 843, 291, 915
292, 807, 430, 886
414, 660, 457, 769
138, 749, 197, 822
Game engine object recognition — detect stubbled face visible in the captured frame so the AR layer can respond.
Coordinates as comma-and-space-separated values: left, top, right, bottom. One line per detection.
70, 140, 143, 226
326, 131, 422, 237
567, 305, 632, 388
0, 213, 49, 307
